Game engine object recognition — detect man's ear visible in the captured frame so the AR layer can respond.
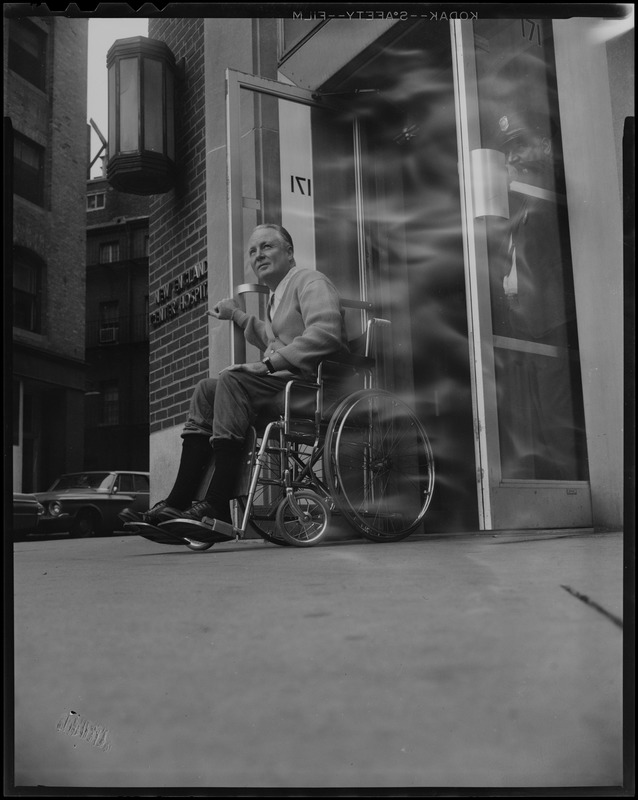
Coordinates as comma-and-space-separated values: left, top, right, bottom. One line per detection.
540, 136, 552, 156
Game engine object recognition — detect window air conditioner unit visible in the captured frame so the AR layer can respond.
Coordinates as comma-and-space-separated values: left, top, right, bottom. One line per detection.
99, 326, 118, 344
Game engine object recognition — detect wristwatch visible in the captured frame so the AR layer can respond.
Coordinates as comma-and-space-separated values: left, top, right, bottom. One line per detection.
263, 357, 276, 374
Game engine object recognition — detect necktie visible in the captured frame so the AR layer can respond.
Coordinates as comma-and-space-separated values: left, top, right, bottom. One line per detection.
267, 294, 275, 322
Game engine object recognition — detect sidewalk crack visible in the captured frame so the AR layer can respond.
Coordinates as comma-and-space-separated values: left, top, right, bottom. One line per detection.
561, 585, 623, 629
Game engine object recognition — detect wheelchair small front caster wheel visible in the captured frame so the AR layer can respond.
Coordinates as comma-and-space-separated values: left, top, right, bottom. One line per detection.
275, 490, 331, 547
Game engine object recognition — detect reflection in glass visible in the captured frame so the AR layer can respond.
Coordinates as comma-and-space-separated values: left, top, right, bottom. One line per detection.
475, 18, 588, 481
119, 57, 139, 153
488, 194, 576, 347
108, 63, 116, 159
143, 57, 163, 153
494, 348, 587, 480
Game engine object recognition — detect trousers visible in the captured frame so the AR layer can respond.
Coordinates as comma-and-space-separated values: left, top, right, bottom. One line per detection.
182, 371, 291, 444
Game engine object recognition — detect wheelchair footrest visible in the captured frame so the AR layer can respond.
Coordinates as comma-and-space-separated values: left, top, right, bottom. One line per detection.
124, 520, 189, 545
159, 517, 237, 544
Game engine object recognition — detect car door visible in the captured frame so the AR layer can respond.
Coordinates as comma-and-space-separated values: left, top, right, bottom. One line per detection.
133, 473, 150, 513
113, 472, 147, 514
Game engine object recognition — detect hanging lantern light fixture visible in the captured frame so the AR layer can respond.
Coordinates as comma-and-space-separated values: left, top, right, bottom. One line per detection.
106, 36, 176, 195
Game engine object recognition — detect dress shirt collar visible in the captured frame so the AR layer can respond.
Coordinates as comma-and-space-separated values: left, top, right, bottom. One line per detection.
269, 265, 302, 316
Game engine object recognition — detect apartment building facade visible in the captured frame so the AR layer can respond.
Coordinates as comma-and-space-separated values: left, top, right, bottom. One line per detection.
85, 176, 150, 471
5, 10, 89, 492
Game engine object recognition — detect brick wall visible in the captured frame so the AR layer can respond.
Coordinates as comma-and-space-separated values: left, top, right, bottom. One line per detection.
147, 18, 209, 433
87, 176, 150, 225
85, 175, 150, 471
7, 14, 89, 489
47, 19, 89, 360
7, 16, 88, 362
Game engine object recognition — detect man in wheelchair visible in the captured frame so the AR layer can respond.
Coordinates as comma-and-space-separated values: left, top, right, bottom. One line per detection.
120, 223, 349, 537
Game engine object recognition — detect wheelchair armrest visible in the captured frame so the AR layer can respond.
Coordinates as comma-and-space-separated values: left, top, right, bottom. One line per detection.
281, 377, 324, 439
283, 377, 320, 416
321, 352, 376, 370
284, 378, 320, 399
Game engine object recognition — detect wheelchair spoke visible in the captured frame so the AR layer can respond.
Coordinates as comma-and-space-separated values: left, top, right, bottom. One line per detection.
324, 390, 435, 541
276, 490, 331, 547
237, 438, 289, 546
239, 426, 330, 547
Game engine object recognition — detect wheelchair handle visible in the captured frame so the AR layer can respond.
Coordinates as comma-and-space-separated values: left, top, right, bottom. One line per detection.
236, 283, 269, 296
365, 317, 391, 358
340, 298, 376, 312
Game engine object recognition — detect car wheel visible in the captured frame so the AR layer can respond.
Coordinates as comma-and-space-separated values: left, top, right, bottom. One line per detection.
70, 510, 100, 538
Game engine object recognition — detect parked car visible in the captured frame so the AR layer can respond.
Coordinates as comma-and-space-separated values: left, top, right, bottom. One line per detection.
13, 493, 45, 536
34, 471, 150, 538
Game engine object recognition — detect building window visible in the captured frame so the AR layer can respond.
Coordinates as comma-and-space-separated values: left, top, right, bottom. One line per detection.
14, 133, 45, 206
8, 18, 47, 90
130, 228, 149, 259
13, 249, 43, 333
116, 473, 136, 493
134, 473, 150, 492
101, 382, 119, 425
87, 192, 106, 211
99, 300, 119, 344
99, 241, 120, 263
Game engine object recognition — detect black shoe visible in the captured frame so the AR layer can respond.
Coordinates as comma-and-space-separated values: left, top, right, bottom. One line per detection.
143, 500, 184, 525
182, 500, 231, 525
118, 507, 145, 524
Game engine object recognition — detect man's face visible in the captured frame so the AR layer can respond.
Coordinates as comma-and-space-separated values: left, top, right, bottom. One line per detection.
247, 228, 294, 289
503, 134, 548, 178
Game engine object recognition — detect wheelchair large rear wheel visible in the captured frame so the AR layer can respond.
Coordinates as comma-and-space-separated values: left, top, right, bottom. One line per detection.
324, 389, 435, 542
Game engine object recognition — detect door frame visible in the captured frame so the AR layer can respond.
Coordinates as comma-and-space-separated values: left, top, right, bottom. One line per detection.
450, 22, 495, 528
450, 20, 592, 530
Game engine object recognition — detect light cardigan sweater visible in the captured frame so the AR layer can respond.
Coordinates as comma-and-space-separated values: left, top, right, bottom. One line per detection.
231, 267, 348, 377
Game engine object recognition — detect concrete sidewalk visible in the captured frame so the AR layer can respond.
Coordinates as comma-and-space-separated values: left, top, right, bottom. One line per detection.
11, 529, 626, 791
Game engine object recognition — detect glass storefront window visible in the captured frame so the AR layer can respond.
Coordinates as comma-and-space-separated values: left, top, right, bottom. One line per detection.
473, 18, 588, 481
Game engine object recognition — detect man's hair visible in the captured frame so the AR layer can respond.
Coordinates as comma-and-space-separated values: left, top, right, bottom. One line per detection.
254, 223, 294, 251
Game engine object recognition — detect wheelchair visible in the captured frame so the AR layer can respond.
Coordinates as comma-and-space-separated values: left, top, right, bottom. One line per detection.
186, 295, 435, 552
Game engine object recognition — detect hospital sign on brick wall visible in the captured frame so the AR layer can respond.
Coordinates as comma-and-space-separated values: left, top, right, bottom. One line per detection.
149, 260, 208, 328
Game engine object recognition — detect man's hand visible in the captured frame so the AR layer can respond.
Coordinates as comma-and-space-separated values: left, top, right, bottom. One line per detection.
220, 362, 270, 376
208, 297, 240, 320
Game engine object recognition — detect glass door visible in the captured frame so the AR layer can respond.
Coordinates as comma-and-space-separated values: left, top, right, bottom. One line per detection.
226, 69, 368, 365
451, 19, 592, 529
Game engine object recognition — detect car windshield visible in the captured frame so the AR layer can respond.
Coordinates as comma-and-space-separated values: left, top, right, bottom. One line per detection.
49, 473, 112, 491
